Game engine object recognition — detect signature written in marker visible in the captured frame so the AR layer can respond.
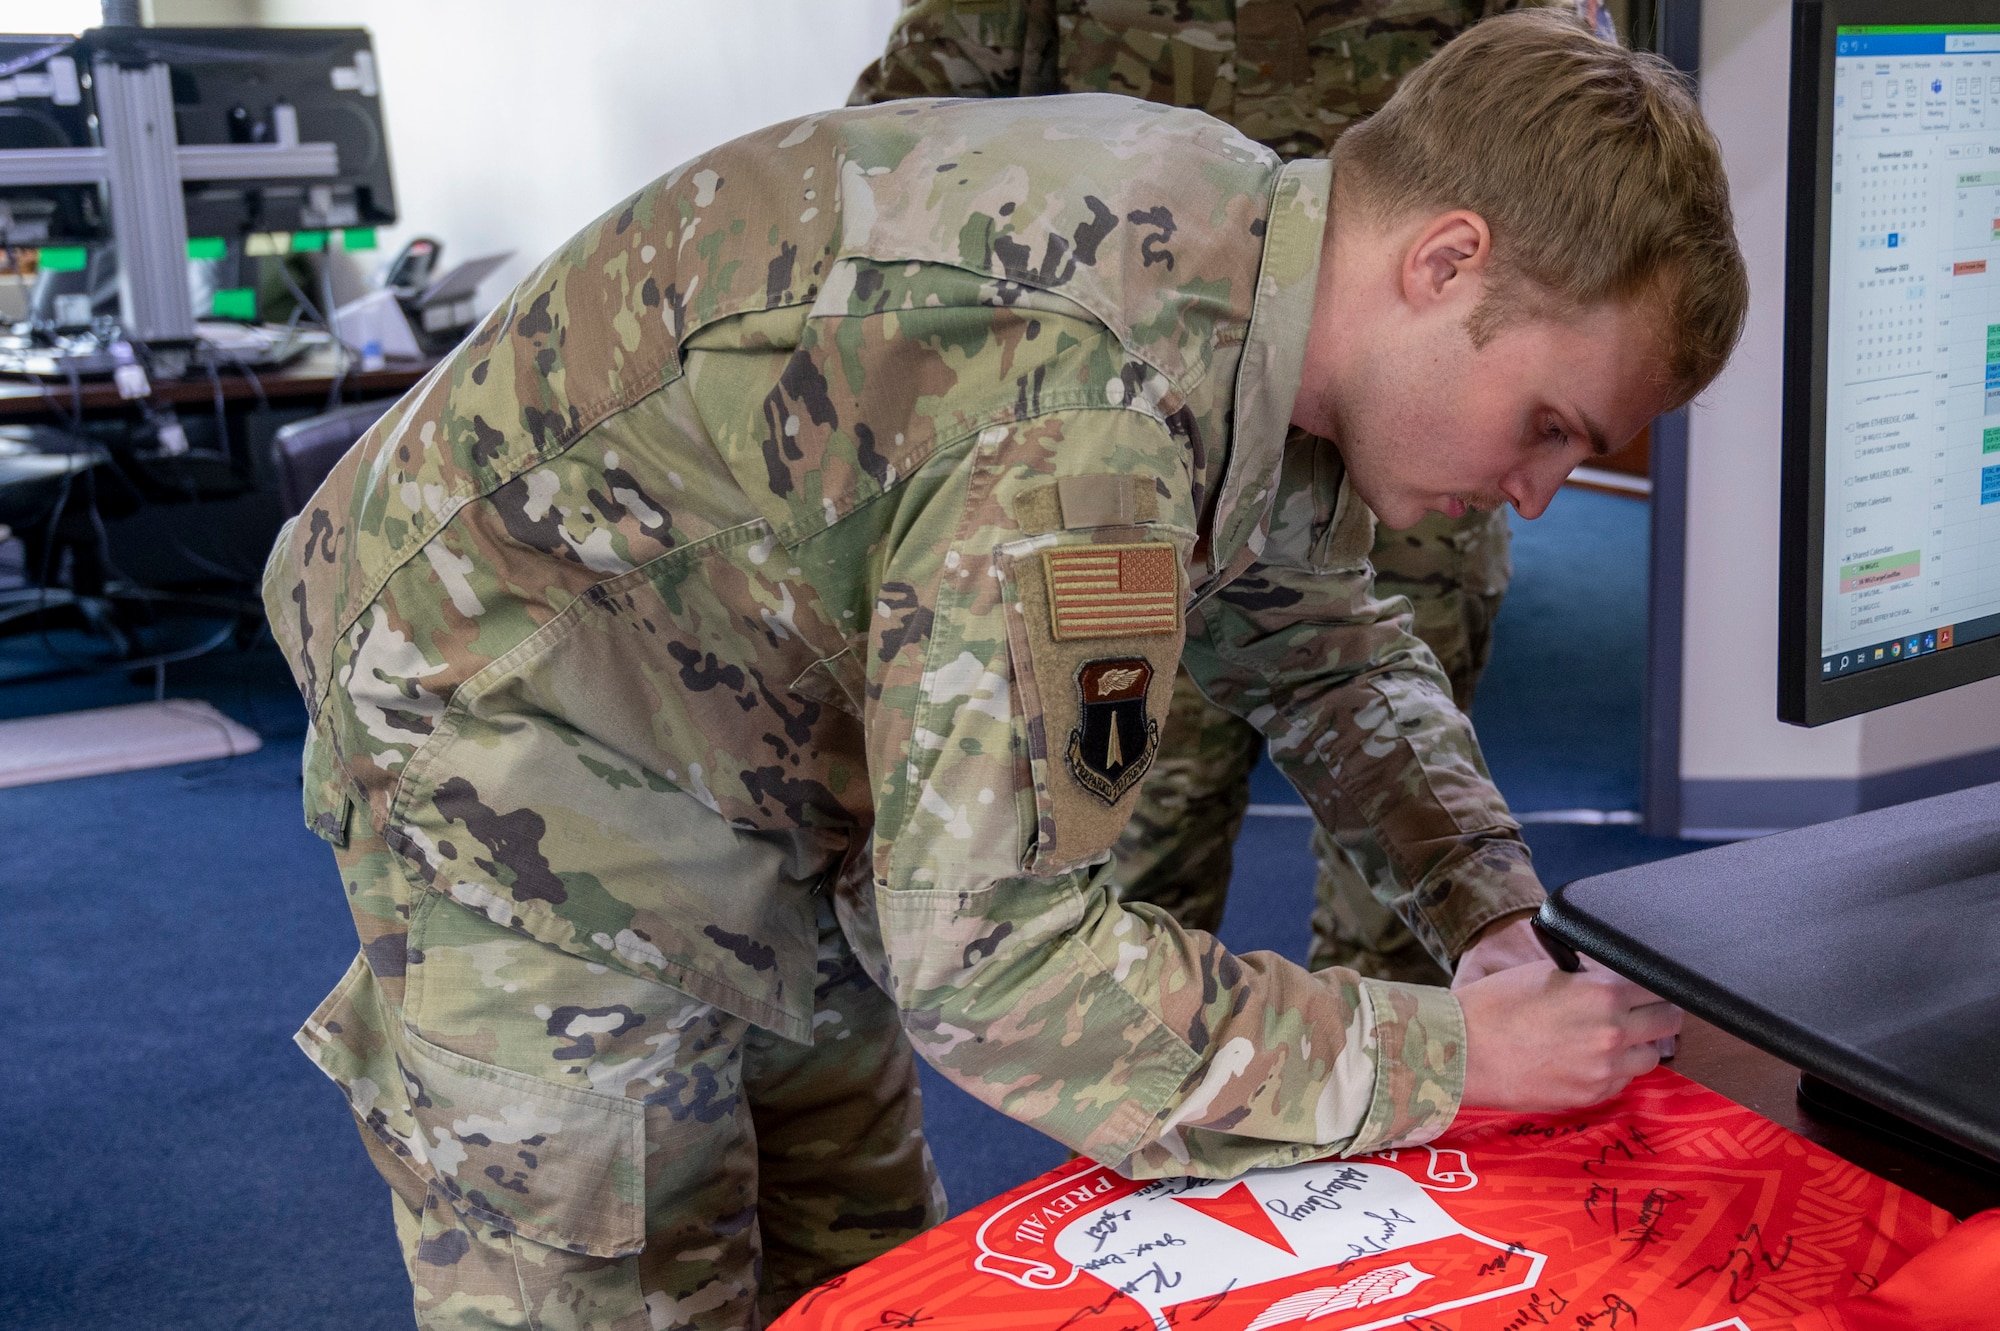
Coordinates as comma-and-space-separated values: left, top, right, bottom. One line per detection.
1579, 1125, 1660, 1176
1508, 1119, 1594, 1142
1332, 1208, 1418, 1271
792, 1275, 847, 1318
1675, 1223, 1795, 1302
1119, 1260, 1183, 1298
1498, 1289, 1572, 1329
1619, 1189, 1683, 1260
1080, 1230, 1187, 1273
1574, 1294, 1640, 1329
1265, 1167, 1370, 1221
1085, 1208, 1133, 1253
1584, 1183, 1622, 1231
1478, 1240, 1531, 1277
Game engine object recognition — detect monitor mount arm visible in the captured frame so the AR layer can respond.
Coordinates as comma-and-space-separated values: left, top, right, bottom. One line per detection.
0, 57, 338, 344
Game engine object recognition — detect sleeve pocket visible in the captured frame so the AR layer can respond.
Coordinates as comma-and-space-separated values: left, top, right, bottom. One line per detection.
297, 954, 647, 1259
996, 526, 1187, 878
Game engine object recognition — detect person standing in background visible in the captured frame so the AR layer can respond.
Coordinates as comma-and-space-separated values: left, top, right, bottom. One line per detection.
852, 0, 1618, 986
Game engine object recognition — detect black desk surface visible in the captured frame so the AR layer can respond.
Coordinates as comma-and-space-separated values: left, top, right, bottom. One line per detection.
1543, 780, 2000, 1168
1672, 1015, 1998, 1219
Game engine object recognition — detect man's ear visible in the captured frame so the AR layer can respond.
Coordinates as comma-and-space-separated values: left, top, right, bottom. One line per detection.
1400, 210, 1493, 309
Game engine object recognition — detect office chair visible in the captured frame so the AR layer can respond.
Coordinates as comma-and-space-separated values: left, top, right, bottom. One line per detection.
272, 398, 394, 518
0, 425, 113, 634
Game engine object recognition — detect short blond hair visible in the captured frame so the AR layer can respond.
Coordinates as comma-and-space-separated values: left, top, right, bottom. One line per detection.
1332, 9, 1747, 407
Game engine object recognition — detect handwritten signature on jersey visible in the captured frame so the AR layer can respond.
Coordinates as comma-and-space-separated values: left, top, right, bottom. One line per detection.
1675, 1221, 1796, 1303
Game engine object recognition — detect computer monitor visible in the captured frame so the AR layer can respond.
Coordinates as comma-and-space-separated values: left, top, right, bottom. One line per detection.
77, 26, 397, 241
1780, 1, 2000, 725
0, 34, 109, 247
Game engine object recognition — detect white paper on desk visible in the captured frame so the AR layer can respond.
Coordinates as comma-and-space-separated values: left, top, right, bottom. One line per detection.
332, 289, 422, 360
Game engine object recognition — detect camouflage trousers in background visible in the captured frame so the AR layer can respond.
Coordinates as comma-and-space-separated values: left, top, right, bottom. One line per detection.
1108, 507, 1510, 984
303, 823, 942, 1331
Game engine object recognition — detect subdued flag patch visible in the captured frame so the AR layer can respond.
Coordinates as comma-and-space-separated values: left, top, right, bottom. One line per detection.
1042, 543, 1180, 640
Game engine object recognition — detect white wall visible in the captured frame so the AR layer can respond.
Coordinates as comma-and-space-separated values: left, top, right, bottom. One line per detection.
252, 0, 903, 299
145, 0, 259, 22
1683, 0, 2000, 805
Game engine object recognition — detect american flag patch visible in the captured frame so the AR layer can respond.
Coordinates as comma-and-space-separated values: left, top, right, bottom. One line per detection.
1043, 543, 1181, 640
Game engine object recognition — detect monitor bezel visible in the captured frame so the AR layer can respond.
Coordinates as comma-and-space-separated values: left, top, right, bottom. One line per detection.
1778, 0, 2000, 725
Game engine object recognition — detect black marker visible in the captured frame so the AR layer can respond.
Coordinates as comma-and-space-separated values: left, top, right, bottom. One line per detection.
1531, 917, 1583, 972
1533, 917, 1677, 1060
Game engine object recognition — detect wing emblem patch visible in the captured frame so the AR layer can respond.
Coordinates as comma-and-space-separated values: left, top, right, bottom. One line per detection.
1066, 657, 1159, 805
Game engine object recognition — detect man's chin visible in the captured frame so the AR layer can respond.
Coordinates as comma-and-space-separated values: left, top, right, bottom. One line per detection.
1369, 501, 1436, 530
1347, 477, 1443, 529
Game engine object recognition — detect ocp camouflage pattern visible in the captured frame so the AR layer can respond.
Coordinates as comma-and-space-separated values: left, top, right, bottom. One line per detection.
265, 94, 1543, 1315
850, 0, 1563, 161
850, 0, 1537, 976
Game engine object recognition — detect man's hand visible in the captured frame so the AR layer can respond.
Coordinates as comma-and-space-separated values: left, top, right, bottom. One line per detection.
1457, 960, 1683, 1111
1452, 913, 1546, 988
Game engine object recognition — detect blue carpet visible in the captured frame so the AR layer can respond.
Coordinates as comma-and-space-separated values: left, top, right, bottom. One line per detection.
0, 689, 410, 1329
0, 487, 1712, 1326
1468, 486, 1650, 812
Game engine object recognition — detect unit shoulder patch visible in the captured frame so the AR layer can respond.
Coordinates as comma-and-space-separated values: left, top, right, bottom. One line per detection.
1066, 658, 1160, 806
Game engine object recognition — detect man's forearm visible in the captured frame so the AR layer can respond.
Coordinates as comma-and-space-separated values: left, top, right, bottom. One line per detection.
863, 867, 1466, 1176
1183, 566, 1545, 963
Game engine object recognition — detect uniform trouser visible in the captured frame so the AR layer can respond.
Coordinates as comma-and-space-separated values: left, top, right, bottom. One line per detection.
315, 824, 943, 1331
1108, 508, 1508, 983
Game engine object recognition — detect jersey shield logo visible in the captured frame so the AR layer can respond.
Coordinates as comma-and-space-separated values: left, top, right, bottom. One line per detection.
1067, 658, 1160, 805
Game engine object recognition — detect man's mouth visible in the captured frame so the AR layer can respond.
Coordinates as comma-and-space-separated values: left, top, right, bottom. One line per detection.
1438, 492, 1507, 518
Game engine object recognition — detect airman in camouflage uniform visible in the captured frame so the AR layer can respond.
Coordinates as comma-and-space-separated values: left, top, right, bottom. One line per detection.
850, 0, 1584, 984
266, 95, 1550, 1328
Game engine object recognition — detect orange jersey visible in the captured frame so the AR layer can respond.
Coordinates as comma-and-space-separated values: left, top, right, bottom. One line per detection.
776, 1069, 1974, 1331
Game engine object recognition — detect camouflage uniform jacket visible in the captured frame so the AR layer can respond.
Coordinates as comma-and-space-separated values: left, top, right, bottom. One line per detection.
265, 95, 1541, 1181
849, 0, 1548, 161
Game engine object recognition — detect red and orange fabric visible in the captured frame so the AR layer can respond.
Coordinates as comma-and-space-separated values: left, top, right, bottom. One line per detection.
775, 1069, 1999, 1331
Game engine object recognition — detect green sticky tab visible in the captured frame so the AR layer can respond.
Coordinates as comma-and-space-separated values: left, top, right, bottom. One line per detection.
186, 236, 227, 261
37, 246, 88, 273
1989, 324, 2000, 357
339, 227, 378, 252
1986, 427, 2000, 454
210, 287, 257, 321
291, 230, 328, 253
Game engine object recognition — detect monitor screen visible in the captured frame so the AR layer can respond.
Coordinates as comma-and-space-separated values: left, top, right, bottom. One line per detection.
1780, 2, 2000, 724
0, 35, 109, 247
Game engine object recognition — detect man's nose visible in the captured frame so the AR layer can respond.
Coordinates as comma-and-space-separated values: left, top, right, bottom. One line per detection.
1502, 463, 1567, 520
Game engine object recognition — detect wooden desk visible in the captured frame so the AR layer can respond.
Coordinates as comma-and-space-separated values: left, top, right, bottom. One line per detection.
0, 349, 435, 591
0, 347, 433, 421
1674, 1013, 2000, 1219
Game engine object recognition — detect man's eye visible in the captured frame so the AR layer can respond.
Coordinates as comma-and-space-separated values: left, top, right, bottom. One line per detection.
1544, 422, 1570, 445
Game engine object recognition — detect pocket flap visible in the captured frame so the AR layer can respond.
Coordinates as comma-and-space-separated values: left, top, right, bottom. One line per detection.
298, 955, 646, 1258
300, 720, 354, 847
1315, 473, 1378, 573
788, 647, 866, 718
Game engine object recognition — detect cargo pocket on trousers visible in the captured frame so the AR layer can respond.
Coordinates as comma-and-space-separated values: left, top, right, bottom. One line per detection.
298, 953, 647, 1259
